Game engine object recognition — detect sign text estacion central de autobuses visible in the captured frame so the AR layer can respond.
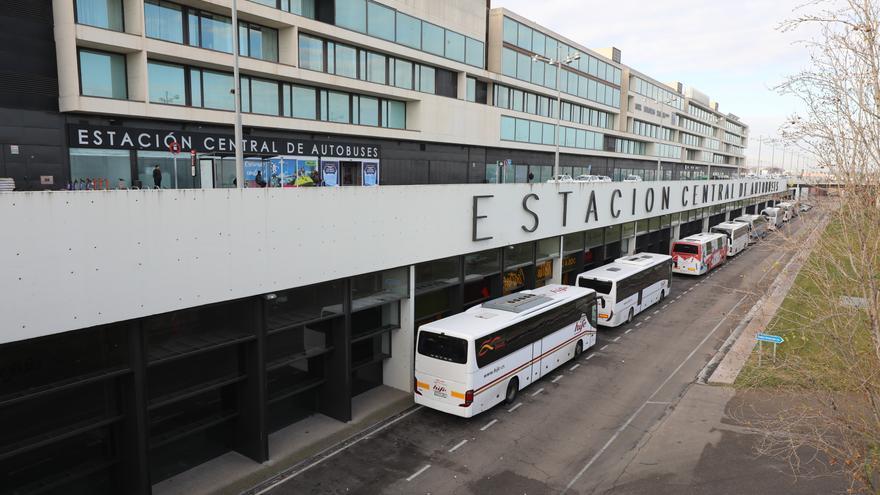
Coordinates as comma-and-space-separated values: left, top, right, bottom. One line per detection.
471, 180, 782, 241
69, 124, 381, 159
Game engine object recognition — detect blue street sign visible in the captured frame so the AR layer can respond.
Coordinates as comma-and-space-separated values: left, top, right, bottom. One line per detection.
756, 333, 784, 344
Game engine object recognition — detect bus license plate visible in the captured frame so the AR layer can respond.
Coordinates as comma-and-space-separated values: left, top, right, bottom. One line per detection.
688, 267, 695, 271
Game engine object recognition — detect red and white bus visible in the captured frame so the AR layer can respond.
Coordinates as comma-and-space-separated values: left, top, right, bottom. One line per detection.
670, 233, 728, 276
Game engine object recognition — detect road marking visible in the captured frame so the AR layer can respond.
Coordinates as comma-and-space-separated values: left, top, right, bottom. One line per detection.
653, 310, 660, 315
662, 304, 669, 309
644, 316, 651, 321
551, 375, 563, 383
508, 402, 523, 413
585, 354, 596, 360
635, 322, 642, 327
624, 328, 632, 334
531, 388, 545, 397
407, 464, 431, 482
675, 295, 681, 300
600, 344, 609, 351
480, 419, 498, 431
251, 406, 425, 493
569, 363, 580, 371
612, 336, 621, 342
561, 293, 750, 494
448, 439, 468, 453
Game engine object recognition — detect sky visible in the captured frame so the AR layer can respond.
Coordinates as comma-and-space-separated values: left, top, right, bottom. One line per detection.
491, 0, 821, 170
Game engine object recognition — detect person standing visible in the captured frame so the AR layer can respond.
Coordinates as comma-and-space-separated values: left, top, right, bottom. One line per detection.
152, 165, 162, 189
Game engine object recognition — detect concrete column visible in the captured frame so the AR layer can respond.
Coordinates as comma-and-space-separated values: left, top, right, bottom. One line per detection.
383, 265, 416, 393
701, 215, 710, 232
280, 26, 298, 66
672, 224, 681, 241
123, 0, 143, 36
552, 236, 563, 284
457, 71, 468, 100
53, 0, 79, 108
127, 51, 148, 102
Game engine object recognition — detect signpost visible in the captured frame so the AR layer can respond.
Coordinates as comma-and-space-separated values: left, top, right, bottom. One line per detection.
168, 141, 181, 189
756, 333, 785, 365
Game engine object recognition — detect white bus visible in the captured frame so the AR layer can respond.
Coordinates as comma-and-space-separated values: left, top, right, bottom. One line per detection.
575, 253, 672, 327
414, 285, 597, 417
777, 201, 798, 220
710, 221, 750, 256
761, 207, 784, 230
734, 214, 769, 244
671, 232, 728, 275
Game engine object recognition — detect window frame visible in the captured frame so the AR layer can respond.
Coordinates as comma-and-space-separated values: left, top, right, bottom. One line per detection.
77, 47, 129, 100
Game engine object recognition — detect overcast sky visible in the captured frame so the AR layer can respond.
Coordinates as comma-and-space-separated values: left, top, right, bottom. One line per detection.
492, 0, 820, 170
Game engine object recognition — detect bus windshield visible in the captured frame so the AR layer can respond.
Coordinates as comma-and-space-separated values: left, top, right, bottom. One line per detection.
417, 331, 468, 364
672, 243, 699, 255
578, 277, 613, 295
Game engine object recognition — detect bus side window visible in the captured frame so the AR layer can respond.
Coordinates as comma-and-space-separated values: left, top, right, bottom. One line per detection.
590, 300, 598, 328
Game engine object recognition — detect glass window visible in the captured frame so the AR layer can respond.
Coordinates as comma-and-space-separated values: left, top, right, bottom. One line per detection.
545, 63, 556, 89
418, 65, 435, 93
196, 12, 233, 53
501, 47, 517, 78
202, 70, 234, 110
70, 148, 132, 187
532, 30, 546, 57
144, 1, 182, 43
384, 100, 406, 129
249, 78, 279, 115
292, 85, 317, 119
358, 96, 379, 126
327, 91, 350, 123
79, 50, 127, 99
528, 121, 542, 144
516, 23, 532, 51
502, 16, 518, 44
516, 52, 530, 81
422, 22, 444, 56
505, 242, 534, 269
299, 34, 324, 71
76, 0, 123, 31
543, 123, 555, 145
444, 30, 465, 62
367, 1, 395, 41
396, 12, 421, 49
366, 52, 386, 84
242, 24, 279, 62
500, 116, 515, 141
465, 37, 484, 67
148, 60, 185, 105
515, 118, 529, 142
333, 44, 357, 78
336, 0, 366, 32
393, 59, 413, 89
531, 60, 545, 85
466, 77, 475, 102
190, 68, 202, 107
137, 150, 194, 189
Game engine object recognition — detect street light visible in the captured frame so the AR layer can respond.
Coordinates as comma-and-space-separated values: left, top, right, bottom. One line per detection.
532, 48, 581, 179
653, 97, 677, 181
231, 0, 244, 188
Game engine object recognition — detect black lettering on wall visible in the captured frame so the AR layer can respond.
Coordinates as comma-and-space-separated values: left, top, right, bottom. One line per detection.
585, 191, 598, 223
521, 193, 539, 233
610, 189, 622, 218
682, 185, 689, 207
631, 189, 637, 215
645, 188, 655, 212
472, 195, 493, 241
661, 186, 670, 210
559, 191, 572, 227
702, 185, 709, 203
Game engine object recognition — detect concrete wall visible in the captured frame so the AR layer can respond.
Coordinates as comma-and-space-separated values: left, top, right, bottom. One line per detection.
0, 178, 786, 344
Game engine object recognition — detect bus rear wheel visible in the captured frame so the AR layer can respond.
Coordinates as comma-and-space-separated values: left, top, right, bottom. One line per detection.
505, 378, 519, 404
627, 308, 634, 324
574, 341, 583, 359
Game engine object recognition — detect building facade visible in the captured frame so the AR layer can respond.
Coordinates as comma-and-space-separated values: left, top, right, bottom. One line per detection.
0, 1, 772, 494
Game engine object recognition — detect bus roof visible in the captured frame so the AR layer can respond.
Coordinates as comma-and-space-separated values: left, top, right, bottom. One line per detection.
417, 284, 594, 340
677, 232, 726, 244
711, 221, 749, 232
576, 253, 671, 283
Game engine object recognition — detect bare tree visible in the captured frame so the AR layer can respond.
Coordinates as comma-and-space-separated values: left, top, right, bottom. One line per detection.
738, 0, 880, 492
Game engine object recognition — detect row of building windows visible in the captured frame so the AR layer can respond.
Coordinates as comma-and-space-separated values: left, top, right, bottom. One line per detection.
631, 119, 673, 141
724, 119, 745, 135
706, 137, 721, 150
145, 0, 278, 62
613, 138, 647, 156
298, 34, 457, 97
713, 154, 727, 164
686, 103, 716, 124
249, 0, 316, 17
493, 84, 615, 130
680, 132, 701, 148
75, 0, 124, 30
687, 149, 713, 162
501, 47, 620, 108
723, 131, 743, 146
330, 0, 484, 67
679, 116, 714, 136
500, 116, 604, 151
726, 144, 744, 156
501, 16, 621, 86
466, 77, 489, 104
655, 143, 681, 159
629, 76, 684, 110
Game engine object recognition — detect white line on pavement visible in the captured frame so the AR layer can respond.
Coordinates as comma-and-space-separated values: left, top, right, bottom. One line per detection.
644, 316, 651, 321
635, 322, 642, 327
600, 344, 609, 351
551, 375, 563, 383
480, 419, 498, 431
569, 363, 581, 371
653, 310, 660, 315
531, 388, 545, 397
612, 336, 621, 342
585, 354, 595, 360
448, 439, 468, 453
561, 293, 750, 494
407, 465, 431, 482
508, 402, 523, 413
624, 328, 632, 334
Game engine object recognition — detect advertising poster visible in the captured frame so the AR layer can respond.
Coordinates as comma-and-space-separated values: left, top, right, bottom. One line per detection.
362, 160, 380, 186
295, 158, 319, 186
267, 156, 295, 187
244, 158, 264, 187
321, 160, 340, 187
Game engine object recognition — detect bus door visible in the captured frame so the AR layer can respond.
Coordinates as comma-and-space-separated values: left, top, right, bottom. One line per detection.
531, 341, 543, 380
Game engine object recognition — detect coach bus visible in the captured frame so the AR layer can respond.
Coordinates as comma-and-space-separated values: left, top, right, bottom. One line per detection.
671, 232, 728, 276
734, 214, 769, 244
575, 253, 672, 327
710, 221, 750, 256
414, 285, 597, 417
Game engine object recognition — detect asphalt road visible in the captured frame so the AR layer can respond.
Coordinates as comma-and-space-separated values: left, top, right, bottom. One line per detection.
258, 213, 817, 495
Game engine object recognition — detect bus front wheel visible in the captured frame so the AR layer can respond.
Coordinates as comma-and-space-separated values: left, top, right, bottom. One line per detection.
505, 378, 519, 404
574, 340, 583, 359
627, 308, 634, 324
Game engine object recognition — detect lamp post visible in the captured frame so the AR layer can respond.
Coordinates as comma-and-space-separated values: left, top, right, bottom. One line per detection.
231, 0, 244, 188
533, 48, 580, 179
653, 97, 676, 181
